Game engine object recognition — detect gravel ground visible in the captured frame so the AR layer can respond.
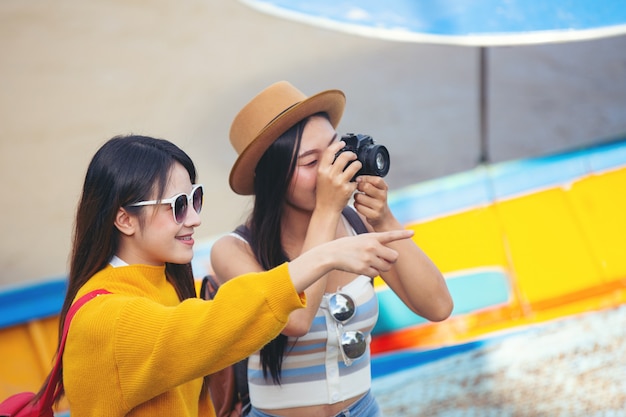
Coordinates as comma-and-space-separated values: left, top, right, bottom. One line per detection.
372, 306, 626, 416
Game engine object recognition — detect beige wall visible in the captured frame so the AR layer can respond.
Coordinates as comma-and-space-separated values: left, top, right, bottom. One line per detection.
1, 0, 625, 285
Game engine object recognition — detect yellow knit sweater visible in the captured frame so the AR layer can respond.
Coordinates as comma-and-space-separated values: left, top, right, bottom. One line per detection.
63, 262, 304, 417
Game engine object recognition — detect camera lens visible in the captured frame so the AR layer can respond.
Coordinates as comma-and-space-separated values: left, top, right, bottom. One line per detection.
364, 145, 390, 177
339, 133, 390, 180
375, 152, 386, 171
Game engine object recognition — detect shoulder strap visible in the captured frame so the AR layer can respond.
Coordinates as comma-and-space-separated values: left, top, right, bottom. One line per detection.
43, 289, 112, 407
233, 224, 251, 242
200, 274, 220, 300
341, 206, 375, 285
341, 206, 368, 235
200, 273, 250, 411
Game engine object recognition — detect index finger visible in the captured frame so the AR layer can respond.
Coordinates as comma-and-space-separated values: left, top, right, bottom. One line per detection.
373, 229, 414, 244
322, 140, 347, 165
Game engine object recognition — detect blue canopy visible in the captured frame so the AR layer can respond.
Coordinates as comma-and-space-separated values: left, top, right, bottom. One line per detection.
241, 0, 626, 45
241, 0, 626, 163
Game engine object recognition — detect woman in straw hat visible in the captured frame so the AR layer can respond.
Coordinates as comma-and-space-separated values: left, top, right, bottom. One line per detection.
211, 81, 453, 417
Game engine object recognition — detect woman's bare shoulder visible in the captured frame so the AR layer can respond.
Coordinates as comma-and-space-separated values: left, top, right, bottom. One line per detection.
210, 233, 260, 283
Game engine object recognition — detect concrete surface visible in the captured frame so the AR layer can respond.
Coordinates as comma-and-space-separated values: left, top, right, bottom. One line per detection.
1, 0, 625, 285
372, 305, 626, 416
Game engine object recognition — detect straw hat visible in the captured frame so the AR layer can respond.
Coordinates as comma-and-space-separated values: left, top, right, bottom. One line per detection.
228, 81, 346, 195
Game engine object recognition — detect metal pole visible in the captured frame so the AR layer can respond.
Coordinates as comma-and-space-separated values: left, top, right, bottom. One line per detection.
479, 46, 489, 164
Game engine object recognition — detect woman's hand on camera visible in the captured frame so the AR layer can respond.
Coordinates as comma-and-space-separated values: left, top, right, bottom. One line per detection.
353, 176, 396, 230
315, 140, 360, 212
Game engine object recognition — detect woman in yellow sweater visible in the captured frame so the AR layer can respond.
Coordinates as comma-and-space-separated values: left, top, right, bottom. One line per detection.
40, 134, 412, 417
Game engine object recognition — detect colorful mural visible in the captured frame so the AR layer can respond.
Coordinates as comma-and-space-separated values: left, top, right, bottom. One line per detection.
1, 137, 625, 415
370, 136, 626, 355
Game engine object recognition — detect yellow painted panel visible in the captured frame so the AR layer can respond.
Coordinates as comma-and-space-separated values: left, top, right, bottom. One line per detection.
568, 168, 626, 282
407, 206, 508, 274
496, 188, 602, 305
0, 317, 58, 397
0, 318, 69, 413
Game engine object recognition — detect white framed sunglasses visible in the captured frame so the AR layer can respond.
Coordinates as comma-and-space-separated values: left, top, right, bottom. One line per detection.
328, 292, 366, 366
129, 184, 204, 224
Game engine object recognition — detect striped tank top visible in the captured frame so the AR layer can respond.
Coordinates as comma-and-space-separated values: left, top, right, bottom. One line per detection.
236, 216, 378, 409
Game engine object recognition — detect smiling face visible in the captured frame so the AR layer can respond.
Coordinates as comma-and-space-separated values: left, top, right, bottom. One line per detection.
285, 115, 337, 212
115, 162, 202, 266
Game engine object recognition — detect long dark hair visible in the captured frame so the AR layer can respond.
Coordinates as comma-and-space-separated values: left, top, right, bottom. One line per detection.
39, 134, 199, 401
249, 113, 328, 384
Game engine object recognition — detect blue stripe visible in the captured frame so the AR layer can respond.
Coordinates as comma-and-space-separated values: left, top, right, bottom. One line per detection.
191, 236, 218, 277
388, 137, 626, 224
388, 169, 492, 224
250, 352, 371, 384
487, 138, 626, 199
374, 269, 510, 335
249, 364, 328, 384
371, 340, 488, 379
0, 277, 67, 328
281, 363, 326, 379
371, 325, 537, 379
338, 350, 371, 372
589, 138, 626, 171
447, 270, 511, 316
288, 341, 326, 354
243, 0, 626, 36
374, 288, 427, 335
308, 314, 327, 333
357, 293, 378, 322
488, 153, 589, 199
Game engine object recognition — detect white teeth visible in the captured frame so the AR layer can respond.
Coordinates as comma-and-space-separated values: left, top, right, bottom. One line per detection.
179, 236, 191, 241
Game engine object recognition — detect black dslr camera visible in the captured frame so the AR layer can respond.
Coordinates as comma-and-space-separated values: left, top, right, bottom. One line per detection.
335, 133, 390, 180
